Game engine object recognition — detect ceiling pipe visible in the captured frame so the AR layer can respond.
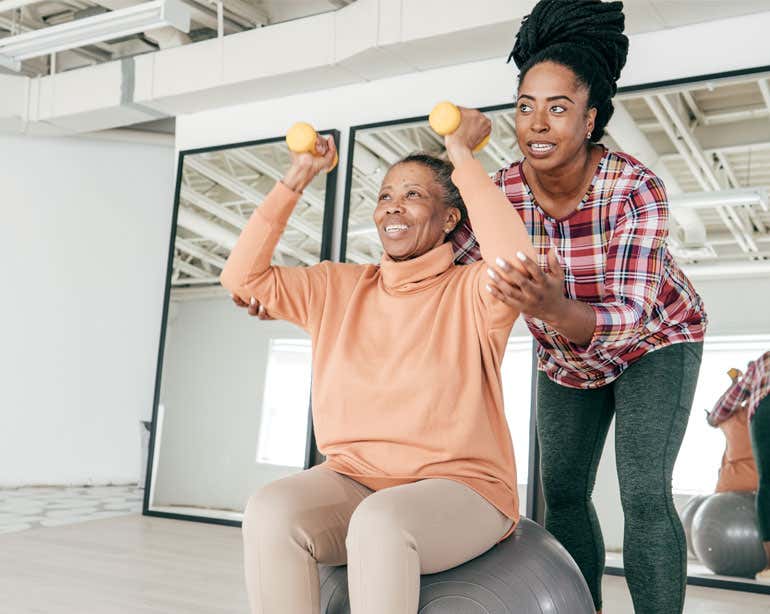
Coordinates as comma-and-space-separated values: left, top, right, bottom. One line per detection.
681, 260, 770, 280
670, 187, 768, 210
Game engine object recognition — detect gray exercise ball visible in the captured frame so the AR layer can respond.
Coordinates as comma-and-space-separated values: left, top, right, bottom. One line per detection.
691, 491, 767, 578
680, 494, 709, 558
318, 517, 594, 613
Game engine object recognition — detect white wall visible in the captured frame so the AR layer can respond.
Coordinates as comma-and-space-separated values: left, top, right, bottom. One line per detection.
0, 133, 174, 487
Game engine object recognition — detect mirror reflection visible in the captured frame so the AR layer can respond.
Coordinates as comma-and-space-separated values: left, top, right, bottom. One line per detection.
589, 73, 770, 588
147, 136, 334, 522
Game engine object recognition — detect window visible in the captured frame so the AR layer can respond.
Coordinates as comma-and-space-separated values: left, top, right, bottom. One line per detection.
256, 338, 312, 467
673, 335, 770, 494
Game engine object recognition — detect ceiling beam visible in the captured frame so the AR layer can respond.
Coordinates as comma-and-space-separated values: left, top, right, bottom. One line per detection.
173, 256, 209, 279
176, 203, 317, 266
646, 94, 755, 253
183, 157, 323, 243
608, 100, 706, 248
175, 236, 227, 269
226, 147, 328, 213
657, 93, 759, 253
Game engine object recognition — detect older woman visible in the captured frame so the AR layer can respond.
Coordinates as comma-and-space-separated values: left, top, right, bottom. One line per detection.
220, 112, 534, 614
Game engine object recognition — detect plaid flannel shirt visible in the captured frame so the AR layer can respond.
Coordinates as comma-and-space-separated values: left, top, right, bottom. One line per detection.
451, 149, 707, 389
709, 352, 770, 424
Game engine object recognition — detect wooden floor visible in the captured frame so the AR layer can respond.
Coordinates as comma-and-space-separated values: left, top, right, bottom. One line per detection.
1, 514, 768, 613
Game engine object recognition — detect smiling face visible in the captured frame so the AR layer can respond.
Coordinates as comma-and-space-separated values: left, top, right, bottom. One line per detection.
373, 162, 461, 262
514, 61, 597, 173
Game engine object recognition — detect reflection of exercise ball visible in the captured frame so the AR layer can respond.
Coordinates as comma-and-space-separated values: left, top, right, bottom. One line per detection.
319, 517, 594, 613
691, 492, 767, 578
680, 494, 709, 557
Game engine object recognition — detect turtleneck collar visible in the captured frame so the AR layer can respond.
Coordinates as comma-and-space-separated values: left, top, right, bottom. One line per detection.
379, 242, 455, 292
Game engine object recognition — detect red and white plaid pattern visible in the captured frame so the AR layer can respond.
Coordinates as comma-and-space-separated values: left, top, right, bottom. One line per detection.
709, 351, 770, 424
451, 150, 707, 389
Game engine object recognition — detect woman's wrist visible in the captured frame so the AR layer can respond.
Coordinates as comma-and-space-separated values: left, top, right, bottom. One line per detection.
542, 294, 570, 328
282, 163, 316, 193
446, 145, 474, 166
543, 297, 596, 347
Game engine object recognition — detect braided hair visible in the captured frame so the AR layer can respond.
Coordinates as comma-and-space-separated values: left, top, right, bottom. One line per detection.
396, 153, 468, 224
508, 0, 629, 142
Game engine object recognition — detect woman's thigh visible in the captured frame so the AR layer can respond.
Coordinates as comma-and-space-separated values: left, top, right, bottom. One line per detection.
243, 465, 372, 565
536, 371, 614, 503
347, 478, 512, 575
613, 343, 703, 497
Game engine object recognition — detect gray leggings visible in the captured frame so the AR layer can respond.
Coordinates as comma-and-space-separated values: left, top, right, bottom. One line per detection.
537, 342, 703, 614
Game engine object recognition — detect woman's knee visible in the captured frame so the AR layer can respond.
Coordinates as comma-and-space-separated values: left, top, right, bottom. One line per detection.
618, 485, 674, 526
541, 468, 591, 510
345, 495, 414, 555
242, 482, 302, 542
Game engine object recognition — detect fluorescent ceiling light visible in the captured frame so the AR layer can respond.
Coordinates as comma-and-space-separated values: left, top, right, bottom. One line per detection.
670, 187, 768, 211
0, 0, 190, 72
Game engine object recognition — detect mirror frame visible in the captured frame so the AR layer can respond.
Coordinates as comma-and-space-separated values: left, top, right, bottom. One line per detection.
143, 130, 340, 527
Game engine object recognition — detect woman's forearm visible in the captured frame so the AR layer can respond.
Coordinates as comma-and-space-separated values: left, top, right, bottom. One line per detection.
545, 297, 597, 347
219, 180, 302, 298
282, 163, 317, 193
448, 155, 536, 265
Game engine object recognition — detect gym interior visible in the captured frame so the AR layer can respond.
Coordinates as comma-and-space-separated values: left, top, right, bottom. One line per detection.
2, 1, 770, 612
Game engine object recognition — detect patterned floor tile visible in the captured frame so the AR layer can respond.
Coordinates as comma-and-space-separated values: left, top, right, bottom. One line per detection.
0, 485, 143, 534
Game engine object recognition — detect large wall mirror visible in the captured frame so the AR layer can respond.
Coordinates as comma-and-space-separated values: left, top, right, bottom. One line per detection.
340, 108, 538, 519
144, 132, 338, 524
342, 66, 770, 594
598, 69, 770, 594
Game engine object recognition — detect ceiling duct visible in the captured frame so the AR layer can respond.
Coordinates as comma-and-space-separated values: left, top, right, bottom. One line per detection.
0, 0, 190, 70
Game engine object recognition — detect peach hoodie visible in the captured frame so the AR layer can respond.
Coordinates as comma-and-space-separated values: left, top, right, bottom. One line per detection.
220, 158, 535, 529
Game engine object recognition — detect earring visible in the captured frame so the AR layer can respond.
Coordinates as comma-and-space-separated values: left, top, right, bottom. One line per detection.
444, 228, 451, 234
587, 130, 592, 140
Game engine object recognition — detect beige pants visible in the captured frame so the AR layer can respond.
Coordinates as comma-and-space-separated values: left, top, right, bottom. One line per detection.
242, 465, 513, 614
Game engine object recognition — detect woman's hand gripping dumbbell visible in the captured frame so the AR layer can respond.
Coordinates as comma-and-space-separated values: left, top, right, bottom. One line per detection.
230, 123, 337, 318
429, 102, 491, 153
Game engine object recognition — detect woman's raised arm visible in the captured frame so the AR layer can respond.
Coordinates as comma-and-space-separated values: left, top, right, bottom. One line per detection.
219, 136, 337, 330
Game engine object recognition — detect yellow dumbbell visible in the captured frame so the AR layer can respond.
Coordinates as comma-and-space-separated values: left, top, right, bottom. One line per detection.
727, 368, 741, 381
429, 102, 490, 152
285, 122, 338, 171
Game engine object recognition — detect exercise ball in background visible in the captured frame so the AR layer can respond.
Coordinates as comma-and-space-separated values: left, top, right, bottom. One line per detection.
692, 491, 767, 578
319, 517, 595, 614
680, 494, 709, 557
